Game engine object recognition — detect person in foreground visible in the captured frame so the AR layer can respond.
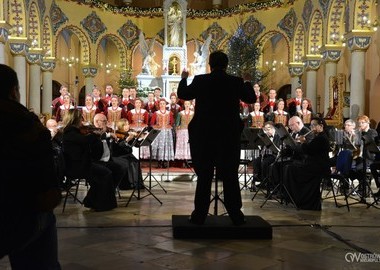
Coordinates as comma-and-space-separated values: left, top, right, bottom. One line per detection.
0, 64, 62, 269
177, 51, 256, 225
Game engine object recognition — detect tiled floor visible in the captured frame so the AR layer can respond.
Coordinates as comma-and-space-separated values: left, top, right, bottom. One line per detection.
1, 170, 380, 270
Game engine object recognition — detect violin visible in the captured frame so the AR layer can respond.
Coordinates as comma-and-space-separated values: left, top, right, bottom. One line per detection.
295, 130, 313, 143
79, 125, 102, 135
115, 129, 138, 142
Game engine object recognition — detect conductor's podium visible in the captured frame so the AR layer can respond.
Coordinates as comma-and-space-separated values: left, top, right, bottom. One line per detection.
172, 215, 272, 239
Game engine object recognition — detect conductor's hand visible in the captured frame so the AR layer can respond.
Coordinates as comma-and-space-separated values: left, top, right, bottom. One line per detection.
181, 70, 189, 79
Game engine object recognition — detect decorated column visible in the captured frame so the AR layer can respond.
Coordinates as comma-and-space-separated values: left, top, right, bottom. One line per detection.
288, 63, 304, 97
321, 45, 342, 115
9, 37, 28, 106
303, 56, 322, 112
27, 48, 43, 114
41, 58, 56, 115
0, 22, 11, 64
346, 32, 372, 118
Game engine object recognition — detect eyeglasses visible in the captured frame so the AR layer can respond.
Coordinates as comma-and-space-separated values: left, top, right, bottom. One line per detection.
310, 123, 319, 127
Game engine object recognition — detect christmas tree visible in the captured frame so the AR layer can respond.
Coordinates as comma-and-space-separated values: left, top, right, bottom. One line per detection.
117, 68, 149, 97
227, 23, 263, 84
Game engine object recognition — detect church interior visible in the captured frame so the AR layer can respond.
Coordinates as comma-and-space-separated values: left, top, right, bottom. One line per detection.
1, 0, 380, 269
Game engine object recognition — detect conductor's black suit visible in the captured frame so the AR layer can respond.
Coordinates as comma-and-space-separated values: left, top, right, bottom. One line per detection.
178, 55, 256, 225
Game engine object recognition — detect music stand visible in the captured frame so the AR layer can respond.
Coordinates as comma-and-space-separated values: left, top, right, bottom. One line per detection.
259, 123, 298, 208
209, 168, 227, 216
251, 131, 280, 200
240, 128, 264, 190
126, 128, 163, 207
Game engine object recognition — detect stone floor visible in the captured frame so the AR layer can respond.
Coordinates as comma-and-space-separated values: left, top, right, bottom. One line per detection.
1, 170, 380, 270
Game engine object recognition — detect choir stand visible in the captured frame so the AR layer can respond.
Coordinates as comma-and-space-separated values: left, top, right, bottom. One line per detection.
259, 124, 298, 209
126, 129, 163, 207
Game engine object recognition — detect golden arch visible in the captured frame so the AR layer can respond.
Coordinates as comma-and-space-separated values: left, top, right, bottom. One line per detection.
307, 9, 323, 55
256, 30, 290, 69
28, 2, 41, 47
293, 23, 305, 62
326, 0, 345, 45
96, 34, 128, 71
55, 25, 91, 65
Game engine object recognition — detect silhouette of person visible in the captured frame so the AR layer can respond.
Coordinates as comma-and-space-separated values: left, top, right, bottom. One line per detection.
0, 64, 62, 269
178, 51, 256, 225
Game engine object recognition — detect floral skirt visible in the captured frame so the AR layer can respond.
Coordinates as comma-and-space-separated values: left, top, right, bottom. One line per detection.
150, 129, 174, 161
174, 129, 191, 160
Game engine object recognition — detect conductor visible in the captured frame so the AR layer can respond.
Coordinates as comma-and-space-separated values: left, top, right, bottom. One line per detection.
178, 51, 256, 225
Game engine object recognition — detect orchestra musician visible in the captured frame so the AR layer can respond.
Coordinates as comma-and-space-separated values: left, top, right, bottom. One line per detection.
283, 117, 331, 210
92, 113, 128, 193
270, 116, 314, 194
112, 119, 144, 190
62, 109, 119, 211
252, 121, 280, 191
349, 115, 378, 197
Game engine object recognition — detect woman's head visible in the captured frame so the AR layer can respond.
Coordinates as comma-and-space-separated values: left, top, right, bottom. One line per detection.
62, 109, 82, 130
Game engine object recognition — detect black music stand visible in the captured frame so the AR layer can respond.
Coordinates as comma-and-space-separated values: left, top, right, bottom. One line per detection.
259, 124, 298, 208
209, 168, 227, 216
240, 128, 264, 190
137, 129, 167, 193
126, 128, 163, 207
251, 131, 280, 200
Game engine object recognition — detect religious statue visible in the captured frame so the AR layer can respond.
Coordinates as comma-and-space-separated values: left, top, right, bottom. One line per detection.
189, 34, 212, 76
167, 4, 182, 47
139, 31, 160, 76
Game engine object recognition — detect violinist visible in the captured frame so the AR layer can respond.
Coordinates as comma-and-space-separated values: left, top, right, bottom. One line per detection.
270, 116, 313, 196
283, 117, 331, 210
92, 113, 128, 191
62, 109, 119, 211
112, 119, 144, 190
